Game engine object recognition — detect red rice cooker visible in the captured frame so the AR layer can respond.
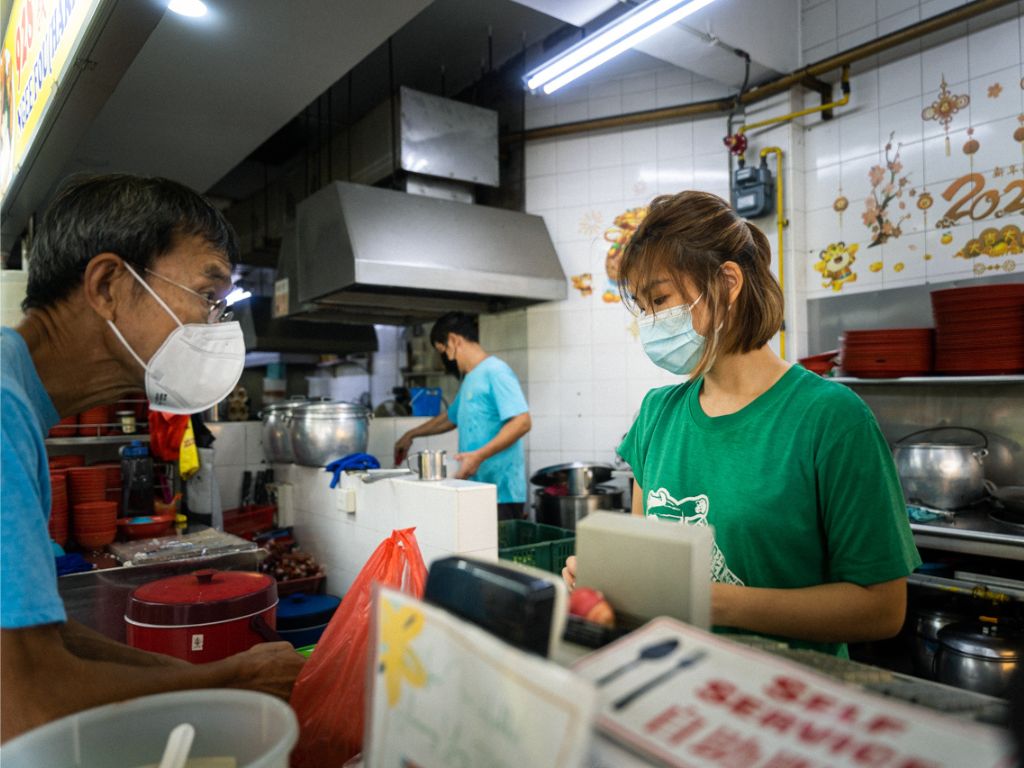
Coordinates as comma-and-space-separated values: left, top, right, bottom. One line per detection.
125, 569, 278, 663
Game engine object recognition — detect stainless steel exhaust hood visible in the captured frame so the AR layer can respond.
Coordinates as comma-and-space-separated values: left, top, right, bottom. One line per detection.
278, 181, 567, 325
236, 296, 378, 355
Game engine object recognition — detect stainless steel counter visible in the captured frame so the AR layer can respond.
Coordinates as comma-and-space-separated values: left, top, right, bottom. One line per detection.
911, 504, 1024, 561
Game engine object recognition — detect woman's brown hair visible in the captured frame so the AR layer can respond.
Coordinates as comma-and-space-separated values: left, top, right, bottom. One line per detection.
617, 190, 784, 377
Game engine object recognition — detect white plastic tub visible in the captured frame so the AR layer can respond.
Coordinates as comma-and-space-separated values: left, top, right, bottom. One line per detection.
1, 689, 298, 768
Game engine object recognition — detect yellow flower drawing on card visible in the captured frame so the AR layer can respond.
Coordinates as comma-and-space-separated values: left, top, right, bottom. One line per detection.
379, 598, 427, 708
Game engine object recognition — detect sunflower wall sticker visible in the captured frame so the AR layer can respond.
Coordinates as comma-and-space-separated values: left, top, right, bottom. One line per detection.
922, 76, 970, 156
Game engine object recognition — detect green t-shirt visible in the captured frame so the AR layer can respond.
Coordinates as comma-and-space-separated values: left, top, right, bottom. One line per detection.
617, 364, 921, 656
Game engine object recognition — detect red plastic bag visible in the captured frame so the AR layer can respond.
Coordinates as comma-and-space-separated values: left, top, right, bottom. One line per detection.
289, 528, 427, 767
147, 412, 190, 461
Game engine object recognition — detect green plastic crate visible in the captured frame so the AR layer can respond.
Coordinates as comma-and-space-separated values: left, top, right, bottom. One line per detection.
498, 520, 575, 574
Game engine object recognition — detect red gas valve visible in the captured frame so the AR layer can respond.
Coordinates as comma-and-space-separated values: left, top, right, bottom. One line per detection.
723, 133, 748, 156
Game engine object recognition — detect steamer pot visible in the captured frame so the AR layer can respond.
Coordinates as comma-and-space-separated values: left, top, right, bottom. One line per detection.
893, 427, 988, 510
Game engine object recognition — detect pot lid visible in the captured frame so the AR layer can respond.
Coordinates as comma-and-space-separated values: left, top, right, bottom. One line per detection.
535, 483, 619, 499
126, 569, 277, 627
938, 621, 1023, 660
276, 592, 341, 630
291, 401, 370, 419
530, 462, 613, 488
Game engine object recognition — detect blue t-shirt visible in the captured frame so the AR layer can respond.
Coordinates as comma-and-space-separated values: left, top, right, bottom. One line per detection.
1, 327, 66, 628
448, 356, 529, 504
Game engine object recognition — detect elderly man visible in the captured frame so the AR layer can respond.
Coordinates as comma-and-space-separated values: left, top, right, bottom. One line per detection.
1, 175, 303, 742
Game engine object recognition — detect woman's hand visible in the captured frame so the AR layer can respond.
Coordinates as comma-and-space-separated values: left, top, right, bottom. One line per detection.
561, 555, 577, 592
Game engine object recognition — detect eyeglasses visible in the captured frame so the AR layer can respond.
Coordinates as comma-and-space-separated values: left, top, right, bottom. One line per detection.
145, 269, 233, 323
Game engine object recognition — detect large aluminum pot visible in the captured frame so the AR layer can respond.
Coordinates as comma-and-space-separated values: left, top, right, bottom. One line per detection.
530, 462, 613, 496
935, 621, 1022, 697
912, 607, 969, 679
534, 486, 624, 530
289, 401, 371, 467
892, 427, 989, 510
260, 397, 307, 463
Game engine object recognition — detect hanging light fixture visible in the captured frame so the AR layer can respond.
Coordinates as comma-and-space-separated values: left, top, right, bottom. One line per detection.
524, 0, 718, 95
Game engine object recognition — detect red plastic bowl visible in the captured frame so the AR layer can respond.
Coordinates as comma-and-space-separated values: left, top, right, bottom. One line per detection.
116, 515, 175, 540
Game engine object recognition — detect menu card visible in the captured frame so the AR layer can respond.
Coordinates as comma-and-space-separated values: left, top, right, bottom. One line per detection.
365, 586, 597, 768
573, 618, 1013, 768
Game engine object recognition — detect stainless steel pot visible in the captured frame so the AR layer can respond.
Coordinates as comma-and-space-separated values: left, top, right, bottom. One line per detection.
935, 621, 1022, 697
530, 462, 613, 496
892, 427, 989, 510
289, 402, 371, 467
912, 607, 969, 679
534, 486, 624, 530
260, 397, 308, 463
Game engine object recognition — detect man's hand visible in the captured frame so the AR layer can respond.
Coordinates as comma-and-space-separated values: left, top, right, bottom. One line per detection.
454, 450, 484, 479
394, 432, 414, 466
227, 641, 305, 701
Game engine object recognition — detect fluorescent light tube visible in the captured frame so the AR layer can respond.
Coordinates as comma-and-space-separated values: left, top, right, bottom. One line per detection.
525, 0, 717, 94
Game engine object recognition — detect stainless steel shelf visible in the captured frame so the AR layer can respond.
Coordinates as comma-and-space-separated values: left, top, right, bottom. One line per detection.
833, 375, 1024, 385
45, 434, 150, 446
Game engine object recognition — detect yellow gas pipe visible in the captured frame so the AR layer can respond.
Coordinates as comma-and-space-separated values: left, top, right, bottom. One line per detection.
759, 146, 787, 360
737, 66, 851, 163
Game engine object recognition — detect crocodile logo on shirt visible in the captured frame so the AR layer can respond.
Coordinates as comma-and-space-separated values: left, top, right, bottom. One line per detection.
646, 488, 744, 586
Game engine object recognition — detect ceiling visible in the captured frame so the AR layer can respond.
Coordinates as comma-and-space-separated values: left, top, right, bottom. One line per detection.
57, 0, 431, 195
52, 0, 806, 210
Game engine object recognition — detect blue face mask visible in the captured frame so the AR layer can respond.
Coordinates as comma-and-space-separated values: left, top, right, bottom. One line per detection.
638, 296, 706, 376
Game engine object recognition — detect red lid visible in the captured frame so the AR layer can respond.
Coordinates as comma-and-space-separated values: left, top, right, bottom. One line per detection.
126, 569, 277, 627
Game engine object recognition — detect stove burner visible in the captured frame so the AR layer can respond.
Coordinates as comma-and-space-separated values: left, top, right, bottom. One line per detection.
989, 508, 1024, 529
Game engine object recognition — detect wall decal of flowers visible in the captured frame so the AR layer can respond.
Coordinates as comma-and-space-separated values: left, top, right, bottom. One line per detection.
922, 76, 970, 156
863, 133, 911, 248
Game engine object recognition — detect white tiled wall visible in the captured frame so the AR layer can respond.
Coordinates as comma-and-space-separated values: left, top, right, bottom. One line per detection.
206, 422, 265, 509
800, 8, 1024, 303
367, 416, 460, 470
272, 464, 497, 596
496, 4, 1023, 476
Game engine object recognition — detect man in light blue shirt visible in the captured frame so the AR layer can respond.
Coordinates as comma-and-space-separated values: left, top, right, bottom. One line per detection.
395, 312, 532, 520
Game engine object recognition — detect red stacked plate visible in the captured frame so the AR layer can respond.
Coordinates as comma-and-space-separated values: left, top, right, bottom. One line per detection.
49, 471, 69, 546
49, 454, 85, 470
73, 500, 118, 549
78, 406, 112, 437
67, 466, 108, 505
48, 415, 78, 438
840, 328, 934, 378
931, 283, 1024, 374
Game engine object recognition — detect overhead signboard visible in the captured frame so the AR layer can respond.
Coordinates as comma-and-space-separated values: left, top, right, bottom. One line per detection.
2, 0, 103, 204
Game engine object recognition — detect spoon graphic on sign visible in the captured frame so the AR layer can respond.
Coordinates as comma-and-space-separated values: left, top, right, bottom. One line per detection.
595, 637, 680, 687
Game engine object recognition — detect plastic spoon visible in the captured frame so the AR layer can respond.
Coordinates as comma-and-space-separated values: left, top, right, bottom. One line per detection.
158, 723, 195, 768
595, 637, 679, 687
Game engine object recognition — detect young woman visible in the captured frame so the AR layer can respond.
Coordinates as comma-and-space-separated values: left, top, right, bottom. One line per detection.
564, 190, 920, 657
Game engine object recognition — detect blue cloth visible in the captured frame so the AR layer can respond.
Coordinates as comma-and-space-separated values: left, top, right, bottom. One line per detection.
448, 356, 529, 504
324, 453, 381, 488
1, 328, 66, 628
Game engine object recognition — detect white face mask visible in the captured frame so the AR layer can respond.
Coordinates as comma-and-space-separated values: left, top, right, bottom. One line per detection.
108, 264, 245, 414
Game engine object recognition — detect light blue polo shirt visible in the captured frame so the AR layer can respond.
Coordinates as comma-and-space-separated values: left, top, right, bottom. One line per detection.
1, 327, 66, 628
448, 356, 529, 504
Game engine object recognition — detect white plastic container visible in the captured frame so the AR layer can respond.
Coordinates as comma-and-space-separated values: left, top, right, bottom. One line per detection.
1, 689, 298, 768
